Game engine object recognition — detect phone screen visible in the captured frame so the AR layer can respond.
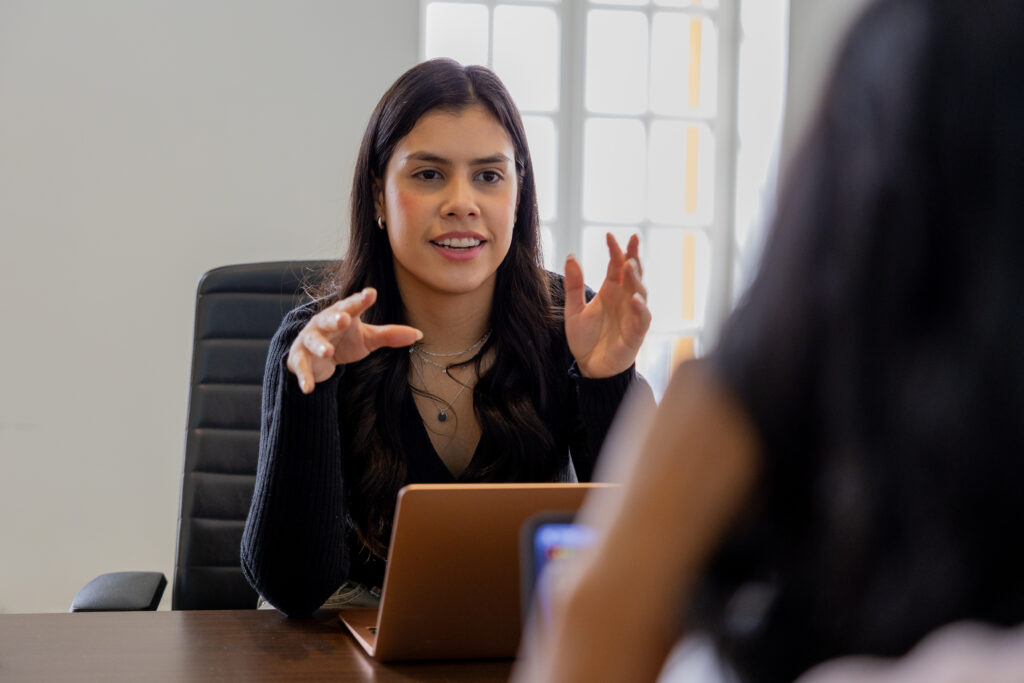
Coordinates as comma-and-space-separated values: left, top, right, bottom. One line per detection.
531, 522, 597, 625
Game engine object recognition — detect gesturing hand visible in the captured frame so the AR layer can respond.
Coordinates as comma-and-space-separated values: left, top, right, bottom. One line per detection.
564, 233, 651, 378
287, 287, 422, 394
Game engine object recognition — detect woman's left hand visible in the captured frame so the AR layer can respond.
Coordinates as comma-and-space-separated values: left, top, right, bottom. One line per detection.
564, 233, 652, 378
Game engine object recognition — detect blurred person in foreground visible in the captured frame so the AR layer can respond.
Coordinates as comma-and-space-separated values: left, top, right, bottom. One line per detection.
515, 0, 1024, 680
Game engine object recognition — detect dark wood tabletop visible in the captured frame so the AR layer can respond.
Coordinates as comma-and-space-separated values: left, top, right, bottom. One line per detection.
0, 609, 513, 682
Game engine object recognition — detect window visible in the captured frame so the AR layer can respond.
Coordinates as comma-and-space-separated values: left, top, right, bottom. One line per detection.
423, 0, 740, 395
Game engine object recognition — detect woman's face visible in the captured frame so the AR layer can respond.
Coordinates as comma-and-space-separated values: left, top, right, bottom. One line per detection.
376, 104, 519, 301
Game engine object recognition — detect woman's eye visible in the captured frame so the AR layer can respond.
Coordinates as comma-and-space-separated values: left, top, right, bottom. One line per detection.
477, 170, 502, 184
415, 170, 442, 181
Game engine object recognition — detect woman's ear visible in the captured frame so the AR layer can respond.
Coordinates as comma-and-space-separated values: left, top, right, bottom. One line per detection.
515, 172, 524, 218
372, 177, 385, 219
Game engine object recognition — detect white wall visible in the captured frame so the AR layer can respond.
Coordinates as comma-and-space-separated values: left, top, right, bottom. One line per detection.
0, 0, 418, 613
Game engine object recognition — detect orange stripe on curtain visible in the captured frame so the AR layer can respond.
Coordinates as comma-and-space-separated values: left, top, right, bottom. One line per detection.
682, 232, 696, 320
672, 337, 695, 367
688, 18, 702, 109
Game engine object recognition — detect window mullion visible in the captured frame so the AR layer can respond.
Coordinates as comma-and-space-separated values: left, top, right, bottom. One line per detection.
556, 0, 587, 267
702, 0, 739, 353
486, 0, 495, 67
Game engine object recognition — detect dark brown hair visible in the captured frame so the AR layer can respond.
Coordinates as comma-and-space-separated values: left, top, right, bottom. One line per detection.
701, 0, 1024, 680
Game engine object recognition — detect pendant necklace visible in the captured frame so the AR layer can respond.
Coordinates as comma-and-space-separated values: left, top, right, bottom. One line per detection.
409, 352, 470, 422
408, 330, 490, 423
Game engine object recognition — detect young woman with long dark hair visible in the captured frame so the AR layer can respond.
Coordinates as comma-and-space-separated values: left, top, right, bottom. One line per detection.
519, 0, 1024, 680
241, 59, 651, 617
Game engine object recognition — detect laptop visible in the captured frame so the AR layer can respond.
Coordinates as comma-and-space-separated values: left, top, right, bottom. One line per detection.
339, 482, 610, 661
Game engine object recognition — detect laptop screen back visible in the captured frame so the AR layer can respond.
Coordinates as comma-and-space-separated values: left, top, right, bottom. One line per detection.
354, 483, 609, 661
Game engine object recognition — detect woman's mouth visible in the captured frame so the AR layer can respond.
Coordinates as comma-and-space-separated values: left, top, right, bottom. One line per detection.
431, 237, 483, 250
430, 236, 486, 261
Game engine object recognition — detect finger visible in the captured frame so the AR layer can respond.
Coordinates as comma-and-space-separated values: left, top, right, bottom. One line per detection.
625, 259, 647, 301
328, 287, 379, 320
564, 254, 586, 318
625, 233, 640, 259
363, 324, 424, 352
301, 328, 335, 359
314, 308, 351, 333
625, 234, 642, 278
631, 292, 653, 338
286, 342, 301, 376
287, 346, 315, 394
605, 232, 626, 283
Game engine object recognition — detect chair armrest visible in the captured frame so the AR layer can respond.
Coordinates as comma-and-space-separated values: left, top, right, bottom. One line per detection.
70, 571, 167, 612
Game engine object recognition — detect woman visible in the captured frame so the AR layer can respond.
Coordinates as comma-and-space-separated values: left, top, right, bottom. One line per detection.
519, 0, 1024, 681
241, 59, 651, 617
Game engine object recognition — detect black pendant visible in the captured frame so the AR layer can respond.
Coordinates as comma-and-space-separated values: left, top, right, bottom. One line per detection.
438, 411, 448, 422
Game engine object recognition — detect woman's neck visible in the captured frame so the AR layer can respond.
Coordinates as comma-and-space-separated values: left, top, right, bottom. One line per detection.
398, 279, 494, 355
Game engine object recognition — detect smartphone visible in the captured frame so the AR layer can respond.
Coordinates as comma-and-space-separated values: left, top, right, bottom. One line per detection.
519, 512, 598, 627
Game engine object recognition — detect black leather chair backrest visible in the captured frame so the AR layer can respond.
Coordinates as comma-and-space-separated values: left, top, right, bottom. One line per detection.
173, 260, 328, 609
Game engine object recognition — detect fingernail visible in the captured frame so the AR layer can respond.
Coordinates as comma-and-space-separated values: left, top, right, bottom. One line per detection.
633, 292, 646, 304
317, 343, 328, 356
566, 253, 577, 262
415, 330, 424, 341
300, 378, 308, 392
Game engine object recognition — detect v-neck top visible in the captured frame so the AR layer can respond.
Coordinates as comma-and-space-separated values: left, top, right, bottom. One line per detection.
402, 388, 477, 483
241, 274, 648, 617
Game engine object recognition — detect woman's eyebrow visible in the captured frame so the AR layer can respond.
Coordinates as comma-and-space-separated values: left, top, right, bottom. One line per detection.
470, 153, 513, 166
403, 151, 512, 166
404, 152, 450, 165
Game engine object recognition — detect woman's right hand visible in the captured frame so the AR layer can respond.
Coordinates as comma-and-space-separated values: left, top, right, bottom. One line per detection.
286, 287, 422, 394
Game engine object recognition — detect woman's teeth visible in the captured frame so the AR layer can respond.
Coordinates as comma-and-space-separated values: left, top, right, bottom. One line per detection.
433, 237, 481, 249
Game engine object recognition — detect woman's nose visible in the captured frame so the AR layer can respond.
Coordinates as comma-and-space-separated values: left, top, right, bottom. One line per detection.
442, 176, 479, 219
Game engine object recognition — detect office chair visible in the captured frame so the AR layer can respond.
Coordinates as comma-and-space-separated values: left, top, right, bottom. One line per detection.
71, 260, 328, 611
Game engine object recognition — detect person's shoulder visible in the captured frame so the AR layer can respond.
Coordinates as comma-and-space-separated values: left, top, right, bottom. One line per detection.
279, 298, 320, 328
545, 270, 565, 302
273, 297, 328, 344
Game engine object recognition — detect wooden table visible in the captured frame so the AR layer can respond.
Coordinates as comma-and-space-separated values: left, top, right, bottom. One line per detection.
0, 609, 513, 681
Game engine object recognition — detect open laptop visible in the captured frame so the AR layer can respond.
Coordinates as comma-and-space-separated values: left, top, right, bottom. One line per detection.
339, 482, 609, 661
